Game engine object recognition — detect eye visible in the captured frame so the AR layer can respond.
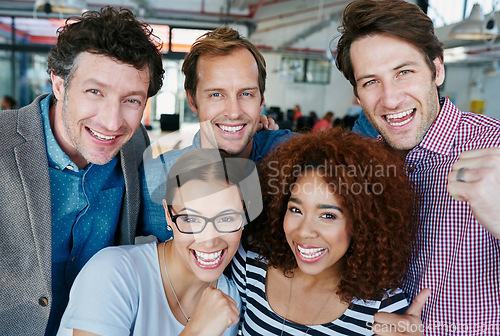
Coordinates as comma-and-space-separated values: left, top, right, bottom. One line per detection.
320, 213, 338, 220
88, 89, 100, 95
287, 206, 302, 215
217, 214, 238, 223
399, 69, 411, 76
363, 79, 377, 87
177, 215, 202, 224
242, 92, 250, 96
126, 98, 141, 105
211, 92, 221, 98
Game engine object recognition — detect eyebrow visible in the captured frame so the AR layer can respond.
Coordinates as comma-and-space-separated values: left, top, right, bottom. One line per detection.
83, 78, 147, 97
288, 197, 343, 213
173, 207, 240, 215
355, 61, 418, 83
202, 86, 259, 93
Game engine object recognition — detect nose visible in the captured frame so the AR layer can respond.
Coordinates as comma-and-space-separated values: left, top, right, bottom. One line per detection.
296, 216, 318, 239
194, 221, 222, 246
98, 100, 123, 132
225, 96, 244, 120
380, 81, 404, 110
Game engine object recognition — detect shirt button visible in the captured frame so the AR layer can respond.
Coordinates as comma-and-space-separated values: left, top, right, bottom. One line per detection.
71, 256, 76, 262
38, 297, 49, 307
54, 166, 60, 170
66, 166, 74, 170
407, 166, 415, 173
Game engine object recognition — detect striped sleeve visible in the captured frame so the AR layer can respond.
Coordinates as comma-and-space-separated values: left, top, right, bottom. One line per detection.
378, 289, 409, 314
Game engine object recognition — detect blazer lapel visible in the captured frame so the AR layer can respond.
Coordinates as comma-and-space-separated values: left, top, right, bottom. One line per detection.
15, 96, 52, 289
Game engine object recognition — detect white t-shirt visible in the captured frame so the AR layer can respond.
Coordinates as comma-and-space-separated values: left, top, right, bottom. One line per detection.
57, 242, 240, 336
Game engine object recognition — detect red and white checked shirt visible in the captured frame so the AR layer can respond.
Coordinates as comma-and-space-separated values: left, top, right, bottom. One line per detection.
403, 97, 500, 335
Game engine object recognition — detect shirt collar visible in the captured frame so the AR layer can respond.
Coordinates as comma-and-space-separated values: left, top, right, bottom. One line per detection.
415, 96, 461, 156
191, 130, 202, 148
40, 94, 86, 172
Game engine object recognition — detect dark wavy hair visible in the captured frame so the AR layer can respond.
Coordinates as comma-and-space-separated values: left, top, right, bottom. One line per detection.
47, 6, 164, 98
335, 0, 443, 96
182, 26, 266, 106
247, 128, 416, 302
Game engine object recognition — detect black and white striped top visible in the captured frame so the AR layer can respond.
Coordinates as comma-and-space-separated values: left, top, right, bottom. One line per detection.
231, 245, 409, 336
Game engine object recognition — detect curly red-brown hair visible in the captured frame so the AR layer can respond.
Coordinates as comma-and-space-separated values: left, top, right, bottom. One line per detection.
246, 128, 416, 302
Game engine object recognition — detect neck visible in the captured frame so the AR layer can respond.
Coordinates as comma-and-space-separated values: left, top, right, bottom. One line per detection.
199, 135, 253, 159
292, 261, 344, 290
162, 241, 211, 296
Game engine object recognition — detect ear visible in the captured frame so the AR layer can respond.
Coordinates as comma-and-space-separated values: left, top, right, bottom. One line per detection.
162, 199, 173, 230
51, 72, 65, 101
433, 57, 445, 87
260, 96, 265, 110
186, 89, 198, 114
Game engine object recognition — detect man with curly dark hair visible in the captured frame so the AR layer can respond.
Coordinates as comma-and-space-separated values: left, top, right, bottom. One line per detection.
335, 0, 500, 334
231, 128, 418, 335
0, 6, 164, 336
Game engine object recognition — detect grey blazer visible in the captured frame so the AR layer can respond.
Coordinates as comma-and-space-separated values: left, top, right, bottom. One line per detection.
0, 94, 149, 335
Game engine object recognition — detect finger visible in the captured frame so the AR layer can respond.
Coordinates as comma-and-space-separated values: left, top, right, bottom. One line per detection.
372, 322, 397, 336
457, 147, 500, 160
271, 119, 279, 130
448, 165, 493, 184
446, 182, 467, 202
406, 288, 431, 317
453, 153, 500, 172
259, 114, 269, 128
374, 312, 400, 325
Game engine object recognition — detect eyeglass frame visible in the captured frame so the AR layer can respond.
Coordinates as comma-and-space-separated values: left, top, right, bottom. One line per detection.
167, 206, 247, 234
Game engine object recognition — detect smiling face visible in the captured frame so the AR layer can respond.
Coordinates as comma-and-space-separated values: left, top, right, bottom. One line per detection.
283, 171, 351, 276
50, 52, 150, 168
350, 34, 445, 152
165, 180, 244, 283
187, 48, 264, 158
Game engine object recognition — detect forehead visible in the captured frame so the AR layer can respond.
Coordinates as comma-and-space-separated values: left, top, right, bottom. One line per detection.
71, 52, 150, 88
291, 171, 340, 204
172, 181, 243, 212
195, 48, 259, 88
350, 34, 429, 77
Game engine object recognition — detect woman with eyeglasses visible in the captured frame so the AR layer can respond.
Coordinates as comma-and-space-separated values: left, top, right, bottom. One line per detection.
58, 149, 261, 336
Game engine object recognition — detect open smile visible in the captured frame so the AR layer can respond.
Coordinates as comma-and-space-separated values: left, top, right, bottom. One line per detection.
191, 248, 226, 269
217, 124, 245, 133
296, 243, 327, 263
87, 127, 118, 141
384, 108, 415, 127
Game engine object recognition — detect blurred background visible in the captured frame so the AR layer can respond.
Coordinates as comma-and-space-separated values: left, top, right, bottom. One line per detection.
1, 0, 499, 139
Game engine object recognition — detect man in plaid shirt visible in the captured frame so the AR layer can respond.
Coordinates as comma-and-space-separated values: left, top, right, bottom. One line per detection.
336, 0, 500, 335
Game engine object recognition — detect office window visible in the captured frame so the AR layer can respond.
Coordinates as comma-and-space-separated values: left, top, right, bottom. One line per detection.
281, 57, 330, 84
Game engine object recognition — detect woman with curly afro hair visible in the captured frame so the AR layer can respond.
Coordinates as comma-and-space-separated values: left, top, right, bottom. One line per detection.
231, 128, 422, 335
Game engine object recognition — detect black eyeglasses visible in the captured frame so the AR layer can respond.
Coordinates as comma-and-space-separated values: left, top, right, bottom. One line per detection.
168, 208, 246, 234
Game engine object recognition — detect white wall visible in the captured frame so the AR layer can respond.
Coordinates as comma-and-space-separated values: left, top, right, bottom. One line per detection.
262, 52, 355, 119
442, 64, 500, 120
264, 52, 500, 121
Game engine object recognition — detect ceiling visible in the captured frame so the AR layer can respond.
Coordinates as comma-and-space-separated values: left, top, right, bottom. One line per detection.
0, 0, 499, 65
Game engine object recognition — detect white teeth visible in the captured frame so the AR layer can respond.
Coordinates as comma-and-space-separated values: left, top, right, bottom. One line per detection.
297, 245, 326, 259
385, 109, 414, 127
219, 125, 244, 133
194, 250, 223, 266
89, 128, 117, 140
